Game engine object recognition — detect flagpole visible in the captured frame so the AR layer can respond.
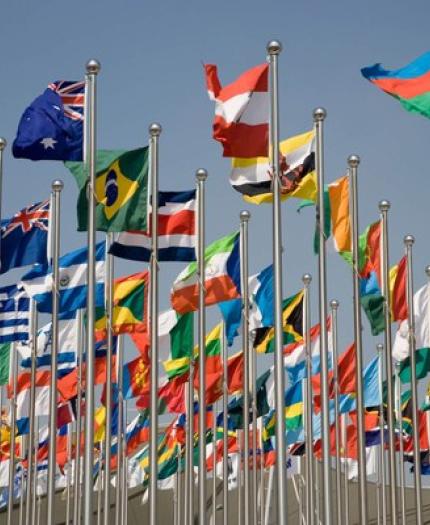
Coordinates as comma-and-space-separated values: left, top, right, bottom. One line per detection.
394, 361, 406, 525
121, 400, 128, 525
186, 371, 195, 525
83, 57, 101, 525
404, 234, 423, 525
263, 465, 274, 525
378, 200, 398, 524
212, 402, 217, 525
6, 340, 17, 525
342, 414, 349, 524
66, 422, 72, 525
46, 179, 63, 525
330, 299, 343, 525
31, 416, 38, 523
258, 418, 265, 525
73, 309, 84, 525
196, 168, 208, 525
267, 39, 287, 525
115, 334, 124, 525
19, 438, 25, 525
302, 273, 314, 525
348, 155, 368, 524
376, 343, 387, 525
250, 329, 258, 525
24, 299, 37, 525
221, 322, 228, 525
237, 430, 242, 525
97, 441, 103, 525
149, 122, 161, 525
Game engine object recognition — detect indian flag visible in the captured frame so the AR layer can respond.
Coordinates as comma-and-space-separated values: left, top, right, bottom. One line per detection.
171, 232, 240, 314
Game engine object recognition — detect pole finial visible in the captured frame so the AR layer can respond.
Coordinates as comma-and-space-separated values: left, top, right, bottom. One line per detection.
378, 199, 390, 212
149, 123, 162, 137
313, 107, 327, 122
425, 265, 430, 278
195, 168, 208, 182
0, 137, 7, 150
348, 154, 360, 168
51, 179, 64, 192
330, 299, 339, 309
240, 210, 251, 222
302, 273, 312, 285
266, 40, 282, 55
404, 234, 415, 246
85, 59, 101, 74
376, 343, 384, 352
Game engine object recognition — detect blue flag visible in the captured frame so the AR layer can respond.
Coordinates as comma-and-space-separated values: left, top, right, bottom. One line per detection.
13, 80, 84, 161
1, 200, 50, 274
0, 285, 29, 343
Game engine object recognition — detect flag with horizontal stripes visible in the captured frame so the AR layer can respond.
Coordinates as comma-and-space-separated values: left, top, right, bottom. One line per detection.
0, 285, 29, 343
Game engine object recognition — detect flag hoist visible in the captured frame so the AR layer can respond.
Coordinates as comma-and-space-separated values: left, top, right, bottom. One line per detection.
47, 178, 63, 525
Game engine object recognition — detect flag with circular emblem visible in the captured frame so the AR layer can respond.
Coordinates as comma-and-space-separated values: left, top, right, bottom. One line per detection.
66, 147, 149, 232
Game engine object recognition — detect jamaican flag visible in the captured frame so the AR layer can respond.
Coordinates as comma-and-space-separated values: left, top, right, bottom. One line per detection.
254, 290, 303, 354
66, 147, 149, 232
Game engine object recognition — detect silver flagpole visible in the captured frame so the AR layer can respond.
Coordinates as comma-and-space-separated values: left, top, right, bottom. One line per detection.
404, 234, 423, 525
250, 331, 258, 525
83, 58, 101, 525
239, 210, 251, 525
196, 168, 208, 525
267, 39, 287, 525
31, 416, 38, 523
258, 418, 265, 525
103, 232, 114, 525
237, 430, 242, 525
330, 299, 343, 525
47, 179, 63, 525
19, 436, 25, 525
221, 322, 228, 525
342, 414, 349, 525
376, 343, 387, 525
378, 200, 398, 524
149, 122, 161, 525
302, 274, 314, 525
121, 401, 128, 525
73, 309, 84, 525
263, 465, 274, 525
97, 441, 103, 525
177, 464, 182, 525
66, 423, 72, 525
348, 155, 368, 524
394, 361, 406, 525
115, 334, 124, 525
314, 107, 332, 525
212, 403, 217, 525
123, 455, 128, 525
186, 372, 195, 525
25, 299, 37, 525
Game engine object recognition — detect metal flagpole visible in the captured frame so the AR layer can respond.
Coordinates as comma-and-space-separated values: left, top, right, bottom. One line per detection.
237, 430, 242, 525
258, 418, 265, 525
267, 39, 287, 525
302, 274, 314, 525
47, 179, 64, 525
186, 372, 195, 525
73, 310, 84, 525
83, 58, 101, 525
115, 334, 124, 525
196, 167, 208, 525
31, 416, 38, 523
19, 438, 25, 525
123, 455, 128, 525
395, 361, 406, 525
378, 200, 398, 525
149, 122, 162, 525
263, 466, 274, 525
330, 299, 343, 525
348, 155, 368, 524
25, 299, 37, 525
250, 329, 258, 525
177, 464, 182, 525
221, 322, 228, 525
404, 234, 423, 525
376, 343, 387, 525
342, 414, 350, 525
97, 441, 103, 525
66, 423, 72, 525
239, 210, 251, 525
121, 400, 128, 525
103, 232, 114, 525
212, 403, 217, 525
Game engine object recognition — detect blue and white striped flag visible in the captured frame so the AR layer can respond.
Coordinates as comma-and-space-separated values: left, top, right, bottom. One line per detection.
0, 284, 29, 343
21, 242, 105, 313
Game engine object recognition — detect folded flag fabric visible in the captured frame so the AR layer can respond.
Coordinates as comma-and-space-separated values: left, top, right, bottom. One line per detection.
285, 380, 304, 430
109, 190, 196, 262
13, 80, 85, 161
361, 52, 430, 119
171, 231, 240, 314
0, 285, 29, 343
21, 241, 105, 313
232, 131, 316, 205
66, 147, 149, 232
328, 175, 351, 254
205, 62, 269, 158
1, 200, 50, 275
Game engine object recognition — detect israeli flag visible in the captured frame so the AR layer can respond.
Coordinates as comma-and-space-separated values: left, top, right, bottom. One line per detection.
0, 284, 30, 343
21, 242, 105, 313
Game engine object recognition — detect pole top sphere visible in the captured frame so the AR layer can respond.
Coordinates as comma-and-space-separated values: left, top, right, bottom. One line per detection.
196, 168, 208, 182
330, 299, 339, 309
0, 138, 7, 150
378, 199, 390, 212
425, 265, 430, 278
376, 343, 384, 352
313, 107, 327, 122
348, 154, 360, 167
240, 210, 251, 222
149, 123, 162, 137
85, 59, 101, 74
266, 40, 282, 55
302, 273, 312, 285
404, 234, 415, 246
51, 179, 64, 192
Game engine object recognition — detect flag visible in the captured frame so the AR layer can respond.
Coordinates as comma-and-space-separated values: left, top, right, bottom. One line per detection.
66, 147, 149, 232
361, 52, 430, 119
1, 200, 50, 274
171, 231, 240, 314
21, 241, 105, 313
227, 351, 243, 394
109, 190, 196, 262
285, 381, 304, 430
328, 175, 351, 253
339, 356, 381, 412
123, 355, 149, 400
399, 348, 430, 383
0, 285, 29, 343
232, 131, 316, 205
12, 80, 85, 161
193, 323, 223, 404
0, 343, 10, 385
13, 370, 50, 419
389, 256, 407, 322
204, 62, 268, 158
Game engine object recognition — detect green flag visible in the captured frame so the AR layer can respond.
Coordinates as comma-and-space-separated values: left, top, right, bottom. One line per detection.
66, 147, 149, 232
399, 347, 430, 384
0, 343, 10, 385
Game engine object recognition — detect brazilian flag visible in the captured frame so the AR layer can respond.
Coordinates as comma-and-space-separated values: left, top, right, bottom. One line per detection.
66, 147, 149, 232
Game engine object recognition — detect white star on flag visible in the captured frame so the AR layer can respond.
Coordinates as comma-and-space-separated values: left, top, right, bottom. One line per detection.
40, 137, 57, 150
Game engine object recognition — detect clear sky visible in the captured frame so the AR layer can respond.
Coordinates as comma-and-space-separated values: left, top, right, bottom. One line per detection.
1, 0, 430, 446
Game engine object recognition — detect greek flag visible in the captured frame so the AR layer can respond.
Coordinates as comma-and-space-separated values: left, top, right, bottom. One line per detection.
21, 242, 105, 313
0, 284, 29, 343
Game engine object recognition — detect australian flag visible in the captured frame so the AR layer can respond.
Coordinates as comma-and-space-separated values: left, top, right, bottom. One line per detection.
1, 200, 50, 274
13, 80, 85, 161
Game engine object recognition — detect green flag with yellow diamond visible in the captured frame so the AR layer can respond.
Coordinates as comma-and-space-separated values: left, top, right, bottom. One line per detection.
66, 147, 149, 232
